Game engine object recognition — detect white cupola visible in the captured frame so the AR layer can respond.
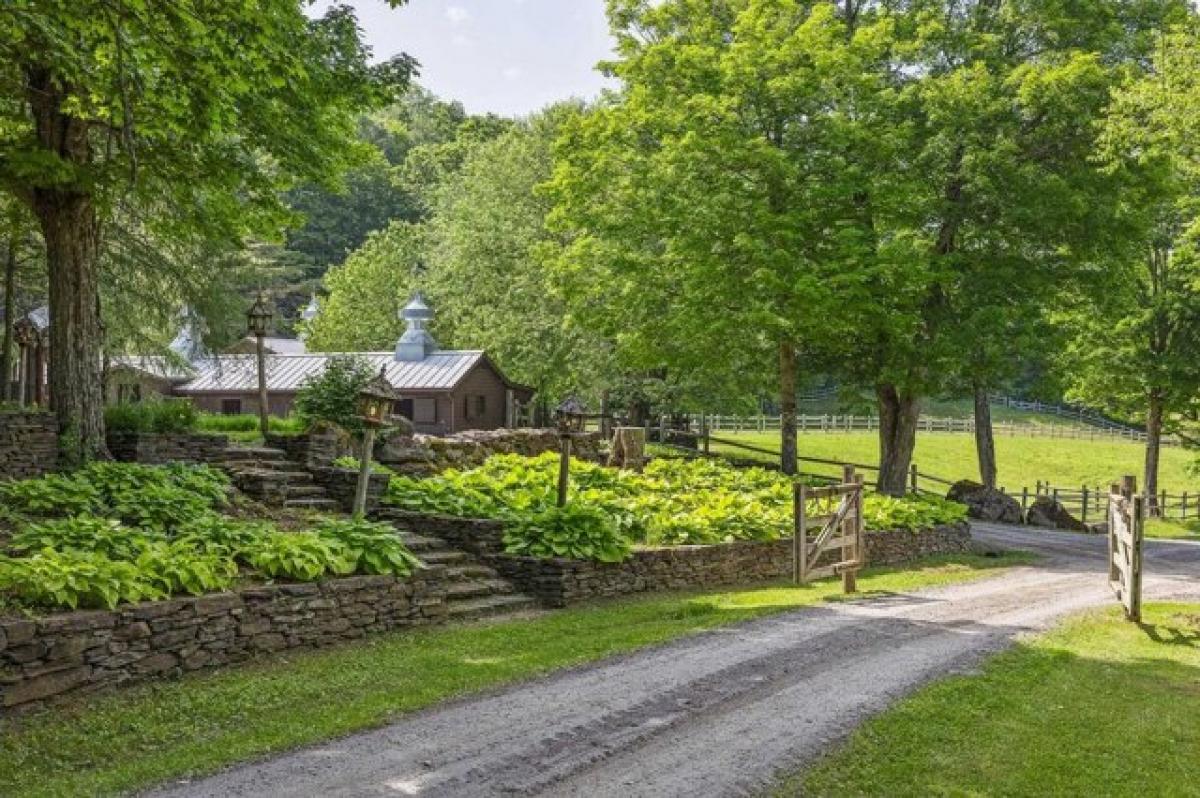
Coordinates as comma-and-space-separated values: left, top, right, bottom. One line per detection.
394, 292, 438, 362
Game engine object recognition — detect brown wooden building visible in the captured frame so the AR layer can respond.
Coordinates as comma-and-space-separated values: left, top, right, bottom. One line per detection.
105, 295, 535, 435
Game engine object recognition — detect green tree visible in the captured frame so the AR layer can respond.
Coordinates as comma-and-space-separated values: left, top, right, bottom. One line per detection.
424, 105, 614, 403
1066, 22, 1200, 512
305, 222, 425, 352
294, 355, 376, 435
0, 1, 411, 463
846, 0, 1167, 491
549, 0, 893, 475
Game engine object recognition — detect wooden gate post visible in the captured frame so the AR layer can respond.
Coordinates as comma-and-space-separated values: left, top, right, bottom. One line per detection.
794, 482, 807, 585
1129, 495, 1145, 622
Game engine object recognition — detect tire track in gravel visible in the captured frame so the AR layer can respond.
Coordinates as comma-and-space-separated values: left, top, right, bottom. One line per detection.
147, 525, 1200, 798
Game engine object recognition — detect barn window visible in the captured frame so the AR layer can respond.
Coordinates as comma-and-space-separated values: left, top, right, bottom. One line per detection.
221, 398, 242, 416
413, 397, 437, 424
465, 394, 487, 420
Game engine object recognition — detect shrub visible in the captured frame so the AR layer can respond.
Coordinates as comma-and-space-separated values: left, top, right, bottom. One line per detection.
314, 517, 421, 576
0, 549, 163, 610
241, 532, 355, 581
294, 355, 375, 435
503, 504, 632, 563
104, 399, 197, 434
195, 413, 307, 435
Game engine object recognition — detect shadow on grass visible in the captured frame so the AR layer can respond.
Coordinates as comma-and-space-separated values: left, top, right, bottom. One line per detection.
790, 604, 1200, 798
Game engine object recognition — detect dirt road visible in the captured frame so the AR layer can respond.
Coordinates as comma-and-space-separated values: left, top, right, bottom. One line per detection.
148, 525, 1200, 798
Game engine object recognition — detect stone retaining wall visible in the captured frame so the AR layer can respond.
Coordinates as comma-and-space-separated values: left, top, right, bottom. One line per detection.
0, 412, 58, 480
312, 468, 390, 514
265, 432, 341, 469
107, 432, 229, 466
492, 522, 972, 607
0, 568, 447, 711
378, 428, 606, 476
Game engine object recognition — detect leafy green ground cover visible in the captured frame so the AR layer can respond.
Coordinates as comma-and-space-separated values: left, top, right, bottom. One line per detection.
0, 552, 1032, 798
788, 603, 1200, 797
0, 464, 418, 611
708, 431, 1199, 493
383, 454, 967, 561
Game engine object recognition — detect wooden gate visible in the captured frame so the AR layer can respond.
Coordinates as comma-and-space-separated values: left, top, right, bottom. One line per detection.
1108, 476, 1144, 622
794, 466, 864, 592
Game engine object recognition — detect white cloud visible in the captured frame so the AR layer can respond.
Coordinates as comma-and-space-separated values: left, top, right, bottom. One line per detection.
502, 66, 524, 81
446, 6, 470, 24
451, 33, 474, 47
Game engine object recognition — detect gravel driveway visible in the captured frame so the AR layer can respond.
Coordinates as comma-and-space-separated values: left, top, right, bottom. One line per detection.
147, 524, 1200, 798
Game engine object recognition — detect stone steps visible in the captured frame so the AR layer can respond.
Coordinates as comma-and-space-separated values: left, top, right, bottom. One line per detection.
220, 445, 337, 512
283, 497, 341, 511
445, 593, 538, 621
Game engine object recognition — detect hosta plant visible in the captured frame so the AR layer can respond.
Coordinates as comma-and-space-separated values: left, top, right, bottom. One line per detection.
314, 518, 422, 576
0, 549, 163, 610
503, 504, 632, 563
241, 532, 355, 582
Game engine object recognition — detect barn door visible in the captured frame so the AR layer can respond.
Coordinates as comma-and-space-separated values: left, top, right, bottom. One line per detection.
1108, 476, 1144, 622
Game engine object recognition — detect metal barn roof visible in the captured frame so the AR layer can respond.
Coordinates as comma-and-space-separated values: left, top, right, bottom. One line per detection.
174, 351, 488, 394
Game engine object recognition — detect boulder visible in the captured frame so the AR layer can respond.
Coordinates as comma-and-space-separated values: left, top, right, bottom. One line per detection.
946, 481, 1023, 525
1024, 495, 1087, 532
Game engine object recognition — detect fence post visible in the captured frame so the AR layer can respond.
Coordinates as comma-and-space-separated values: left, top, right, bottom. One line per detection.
1021, 487, 1028, 514
1183, 491, 1189, 519
1052, 487, 1059, 506
1081, 485, 1088, 523
910, 463, 919, 494
794, 483, 807, 585
1161, 488, 1167, 517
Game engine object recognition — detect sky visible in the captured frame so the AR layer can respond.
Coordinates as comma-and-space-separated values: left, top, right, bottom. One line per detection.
311, 1, 617, 117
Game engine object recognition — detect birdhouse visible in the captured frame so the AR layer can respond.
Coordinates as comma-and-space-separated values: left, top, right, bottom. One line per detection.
555, 397, 587, 434
359, 367, 396, 427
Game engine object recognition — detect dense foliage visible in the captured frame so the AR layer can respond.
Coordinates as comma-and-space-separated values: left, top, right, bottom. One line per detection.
104, 400, 199, 435
383, 454, 966, 560
294, 355, 376, 434
0, 464, 420, 611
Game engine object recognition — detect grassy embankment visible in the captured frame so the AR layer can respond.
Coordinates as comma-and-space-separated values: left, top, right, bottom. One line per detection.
785, 602, 1200, 797
0, 553, 1031, 797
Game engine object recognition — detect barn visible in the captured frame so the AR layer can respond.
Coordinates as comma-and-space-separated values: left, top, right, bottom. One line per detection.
103, 295, 535, 435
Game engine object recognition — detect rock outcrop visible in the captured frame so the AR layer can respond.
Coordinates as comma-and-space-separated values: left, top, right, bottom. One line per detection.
946, 480, 1023, 524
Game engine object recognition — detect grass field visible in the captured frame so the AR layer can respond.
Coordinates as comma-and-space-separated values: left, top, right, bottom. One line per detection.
786, 603, 1200, 797
0, 553, 1031, 797
707, 430, 1199, 492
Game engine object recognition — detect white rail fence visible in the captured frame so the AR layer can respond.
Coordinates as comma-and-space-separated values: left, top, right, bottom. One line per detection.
688, 413, 1169, 446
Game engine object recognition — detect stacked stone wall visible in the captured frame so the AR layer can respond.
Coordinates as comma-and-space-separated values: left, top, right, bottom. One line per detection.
377, 428, 606, 476
106, 432, 229, 466
0, 412, 58, 480
0, 568, 447, 711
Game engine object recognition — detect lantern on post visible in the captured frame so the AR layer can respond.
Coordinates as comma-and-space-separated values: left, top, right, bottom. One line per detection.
554, 397, 587, 507
245, 293, 274, 439
353, 367, 396, 517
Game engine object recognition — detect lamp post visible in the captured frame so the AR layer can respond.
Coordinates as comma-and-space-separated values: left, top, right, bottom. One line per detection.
245, 293, 274, 439
554, 397, 586, 508
354, 367, 396, 517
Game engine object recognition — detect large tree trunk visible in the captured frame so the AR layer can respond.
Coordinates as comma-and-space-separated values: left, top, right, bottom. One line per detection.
25, 67, 107, 464
1, 238, 15, 401
877, 383, 919, 496
1144, 389, 1164, 517
779, 340, 797, 475
973, 382, 997, 489
33, 191, 107, 464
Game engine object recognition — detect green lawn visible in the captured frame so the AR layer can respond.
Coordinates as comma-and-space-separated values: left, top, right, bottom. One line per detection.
709, 431, 1199, 493
1145, 517, 1200, 542
787, 603, 1200, 798
0, 552, 1031, 797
